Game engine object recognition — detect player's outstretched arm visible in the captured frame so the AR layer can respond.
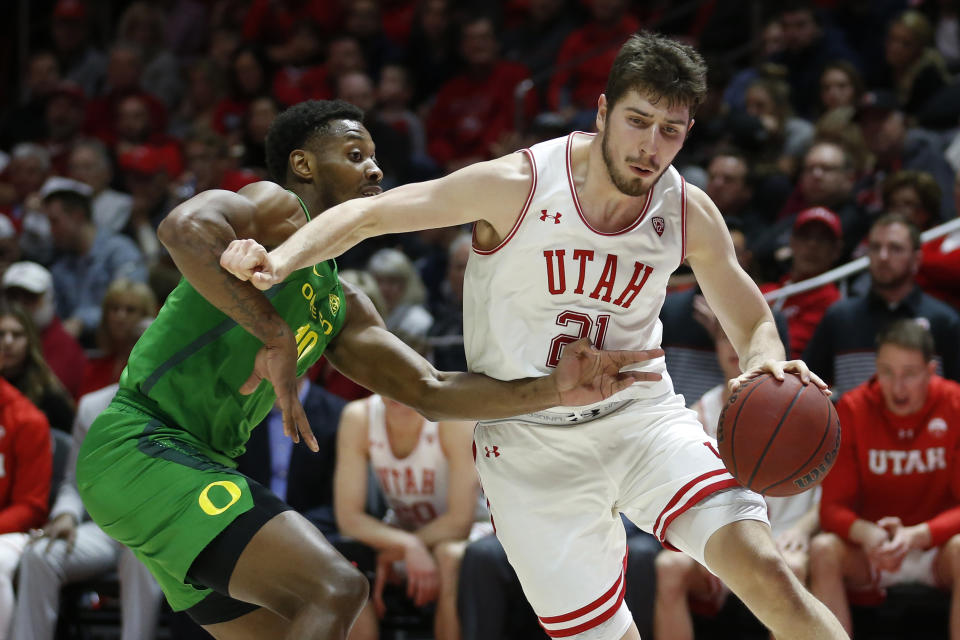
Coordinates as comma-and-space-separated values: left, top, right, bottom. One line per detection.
326, 281, 663, 421
684, 184, 829, 394
157, 182, 316, 450
220, 154, 531, 289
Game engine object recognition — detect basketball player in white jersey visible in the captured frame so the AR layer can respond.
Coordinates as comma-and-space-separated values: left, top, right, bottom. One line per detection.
335, 382, 487, 640
222, 31, 847, 640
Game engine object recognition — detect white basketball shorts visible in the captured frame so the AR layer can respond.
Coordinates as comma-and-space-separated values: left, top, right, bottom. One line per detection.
473, 392, 768, 639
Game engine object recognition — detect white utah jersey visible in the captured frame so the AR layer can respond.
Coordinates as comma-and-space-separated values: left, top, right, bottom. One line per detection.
464, 132, 686, 408
367, 395, 449, 530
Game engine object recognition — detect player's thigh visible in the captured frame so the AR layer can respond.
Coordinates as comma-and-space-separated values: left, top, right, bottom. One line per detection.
616, 400, 758, 565
202, 604, 291, 640
222, 510, 367, 619
474, 422, 632, 639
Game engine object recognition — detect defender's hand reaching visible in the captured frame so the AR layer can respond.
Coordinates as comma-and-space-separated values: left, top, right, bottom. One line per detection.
241, 335, 318, 452
551, 338, 664, 406
220, 239, 288, 290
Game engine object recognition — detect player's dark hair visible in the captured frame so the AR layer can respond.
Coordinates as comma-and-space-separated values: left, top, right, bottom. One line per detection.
871, 211, 922, 251
265, 100, 365, 184
605, 31, 707, 116
876, 319, 935, 362
42, 189, 92, 221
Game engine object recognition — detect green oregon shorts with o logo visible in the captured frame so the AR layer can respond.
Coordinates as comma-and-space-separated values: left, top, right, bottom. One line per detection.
77, 398, 260, 612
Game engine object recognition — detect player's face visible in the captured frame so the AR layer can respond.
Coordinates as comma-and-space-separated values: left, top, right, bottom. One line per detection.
312, 120, 383, 210
598, 90, 690, 197
876, 343, 934, 415
0, 315, 28, 375
867, 222, 919, 291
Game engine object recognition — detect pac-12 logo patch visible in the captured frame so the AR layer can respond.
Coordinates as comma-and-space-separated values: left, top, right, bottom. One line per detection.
652, 216, 665, 236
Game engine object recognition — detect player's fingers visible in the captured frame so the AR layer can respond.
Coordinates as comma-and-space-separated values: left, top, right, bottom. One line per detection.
770, 362, 786, 380
784, 360, 812, 384
250, 271, 278, 291
613, 348, 664, 366
294, 404, 318, 452
567, 337, 595, 357
279, 402, 301, 444
238, 370, 262, 395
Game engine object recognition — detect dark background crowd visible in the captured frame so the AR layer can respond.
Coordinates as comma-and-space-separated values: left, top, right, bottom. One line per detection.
0, 0, 958, 639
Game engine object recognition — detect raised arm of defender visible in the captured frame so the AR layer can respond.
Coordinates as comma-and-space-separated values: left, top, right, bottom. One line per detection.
220, 154, 532, 289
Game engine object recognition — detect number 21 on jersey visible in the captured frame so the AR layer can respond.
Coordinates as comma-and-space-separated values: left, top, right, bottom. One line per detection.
546, 311, 611, 367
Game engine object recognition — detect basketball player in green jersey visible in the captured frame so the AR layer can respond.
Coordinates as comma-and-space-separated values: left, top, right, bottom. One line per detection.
75, 100, 662, 640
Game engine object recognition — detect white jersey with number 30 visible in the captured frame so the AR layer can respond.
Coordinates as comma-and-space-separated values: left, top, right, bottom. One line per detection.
463, 131, 686, 407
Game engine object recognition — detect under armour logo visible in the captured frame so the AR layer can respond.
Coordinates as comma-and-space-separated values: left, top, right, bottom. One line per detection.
484, 446, 501, 458
652, 216, 665, 236
539, 210, 562, 224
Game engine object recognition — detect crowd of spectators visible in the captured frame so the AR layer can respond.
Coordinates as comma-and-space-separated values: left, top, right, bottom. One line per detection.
0, 0, 959, 638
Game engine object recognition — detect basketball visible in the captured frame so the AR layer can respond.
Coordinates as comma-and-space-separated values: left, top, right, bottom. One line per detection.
716, 373, 841, 497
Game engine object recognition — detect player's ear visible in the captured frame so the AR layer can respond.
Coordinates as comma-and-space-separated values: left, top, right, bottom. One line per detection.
596, 94, 608, 131
289, 149, 312, 181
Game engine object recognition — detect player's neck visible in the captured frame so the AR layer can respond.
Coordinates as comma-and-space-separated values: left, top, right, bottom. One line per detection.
575, 137, 653, 232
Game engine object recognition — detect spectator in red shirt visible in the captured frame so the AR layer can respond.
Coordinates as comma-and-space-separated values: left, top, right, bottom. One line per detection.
546, 0, 639, 131
0, 375, 52, 639
761, 207, 843, 359
426, 14, 533, 173
2, 262, 87, 400
809, 320, 960, 636
84, 43, 168, 147
916, 171, 960, 310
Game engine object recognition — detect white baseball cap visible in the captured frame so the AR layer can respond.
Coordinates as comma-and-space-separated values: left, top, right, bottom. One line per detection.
2, 261, 52, 294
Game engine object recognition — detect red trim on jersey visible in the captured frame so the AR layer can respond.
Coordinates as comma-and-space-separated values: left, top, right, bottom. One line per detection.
680, 177, 687, 264
658, 478, 742, 551
472, 149, 538, 255
652, 469, 731, 538
538, 551, 627, 636
565, 131, 654, 236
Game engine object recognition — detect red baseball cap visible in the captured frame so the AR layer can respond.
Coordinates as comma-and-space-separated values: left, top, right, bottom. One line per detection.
118, 145, 178, 177
794, 207, 842, 240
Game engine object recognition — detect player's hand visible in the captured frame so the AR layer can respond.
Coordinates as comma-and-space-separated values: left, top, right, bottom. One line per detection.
371, 554, 394, 619
31, 513, 78, 554
403, 539, 439, 607
240, 336, 318, 452
220, 239, 289, 291
728, 360, 831, 396
551, 338, 664, 406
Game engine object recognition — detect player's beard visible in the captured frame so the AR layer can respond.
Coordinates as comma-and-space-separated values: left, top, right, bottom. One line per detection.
601, 128, 655, 197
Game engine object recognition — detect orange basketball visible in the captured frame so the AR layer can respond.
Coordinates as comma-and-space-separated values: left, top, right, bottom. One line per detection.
716, 373, 841, 497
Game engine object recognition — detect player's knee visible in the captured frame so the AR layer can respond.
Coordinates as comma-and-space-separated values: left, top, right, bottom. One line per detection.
941, 534, 960, 577
808, 533, 845, 574
325, 565, 369, 616
654, 550, 694, 593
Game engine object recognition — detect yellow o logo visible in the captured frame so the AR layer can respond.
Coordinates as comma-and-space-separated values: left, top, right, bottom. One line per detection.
198, 480, 242, 516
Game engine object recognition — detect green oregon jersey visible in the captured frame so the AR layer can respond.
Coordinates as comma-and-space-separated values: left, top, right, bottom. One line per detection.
119, 202, 345, 459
